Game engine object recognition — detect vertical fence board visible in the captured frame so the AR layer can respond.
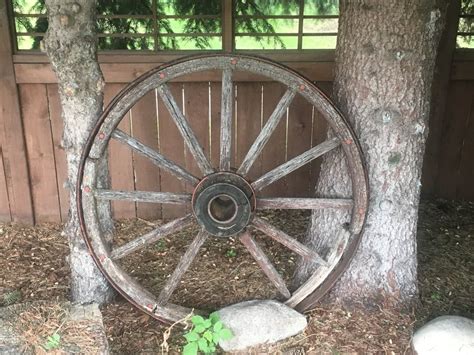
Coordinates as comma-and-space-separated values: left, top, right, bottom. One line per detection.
106, 84, 136, 219
20, 84, 61, 222
158, 83, 187, 219
435, 81, 471, 199
0, 150, 11, 222
183, 82, 211, 190
457, 81, 474, 199
235, 82, 262, 181
131, 91, 162, 220
261, 82, 288, 197
286, 93, 314, 196
47, 84, 69, 222
0, 2, 34, 224
210, 82, 222, 169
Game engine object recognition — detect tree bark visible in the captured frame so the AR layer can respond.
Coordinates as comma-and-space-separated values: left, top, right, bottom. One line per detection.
44, 0, 114, 304
295, 0, 447, 307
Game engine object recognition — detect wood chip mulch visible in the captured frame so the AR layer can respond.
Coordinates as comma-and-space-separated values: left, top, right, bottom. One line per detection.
0, 199, 472, 354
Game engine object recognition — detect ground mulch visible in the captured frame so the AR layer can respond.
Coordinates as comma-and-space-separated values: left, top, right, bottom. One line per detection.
1, 199, 472, 354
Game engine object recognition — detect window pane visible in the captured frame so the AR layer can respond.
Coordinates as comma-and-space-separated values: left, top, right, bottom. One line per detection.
303, 18, 338, 33
458, 17, 474, 33
15, 16, 48, 33
98, 36, 154, 50
158, 0, 222, 16
17, 35, 43, 50
457, 35, 474, 48
460, 0, 474, 15
157, 36, 222, 50
97, 18, 153, 34
302, 35, 337, 49
159, 19, 222, 34
98, 0, 153, 15
235, 35, 298, 50
304, 0, 339, 15
13, 0, 46, 14
236, 19, 299, 34
235, 0, 300, 16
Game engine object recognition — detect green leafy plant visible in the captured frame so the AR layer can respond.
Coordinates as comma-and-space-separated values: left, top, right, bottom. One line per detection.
182, 313, 233, 355
2, 290, 21, 306
225, 248, 237, 258
43, 333, 61, 351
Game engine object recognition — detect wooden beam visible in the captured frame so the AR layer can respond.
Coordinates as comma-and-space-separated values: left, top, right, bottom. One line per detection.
0, 0, 34, 223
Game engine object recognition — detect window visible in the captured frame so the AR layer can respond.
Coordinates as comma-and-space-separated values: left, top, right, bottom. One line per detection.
11, 0, 339, 52
457, 0, 474, 48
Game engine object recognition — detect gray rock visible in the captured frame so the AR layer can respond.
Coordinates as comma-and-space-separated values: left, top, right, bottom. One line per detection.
217, 300, 307, 351
412, 315, 474, 355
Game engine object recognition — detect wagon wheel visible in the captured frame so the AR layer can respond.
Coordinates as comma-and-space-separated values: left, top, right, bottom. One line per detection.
77, 54, 368, 323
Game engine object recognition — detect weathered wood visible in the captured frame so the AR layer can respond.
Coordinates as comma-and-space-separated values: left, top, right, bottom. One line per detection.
157, 83, 214, 175
0, 0, 34, 224
0, 151, 11, 222
252, 138, 340, 191
106, 84, 136, 219
219, 68, 233, 171
47, 84, 69, 222
239, 231, 291, 299
252, 217, 328, 266
95, 189, 191, 204
111, 214, 194, 260
257, 197, 353, 210
130, 91, 162, 219
20, 84, 61, 222
238, 88, 296, 176
157, 229, 208, 305
112, 129, 199, 185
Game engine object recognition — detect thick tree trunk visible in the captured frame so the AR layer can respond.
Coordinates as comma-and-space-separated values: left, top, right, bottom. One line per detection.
44, 0, 114, 304
295, 0, 446, 307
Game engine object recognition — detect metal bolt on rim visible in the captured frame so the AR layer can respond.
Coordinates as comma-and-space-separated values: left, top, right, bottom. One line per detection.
77, 54, 369, 324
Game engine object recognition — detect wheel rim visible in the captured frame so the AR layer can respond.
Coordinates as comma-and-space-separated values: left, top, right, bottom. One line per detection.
77, 54, 369, 323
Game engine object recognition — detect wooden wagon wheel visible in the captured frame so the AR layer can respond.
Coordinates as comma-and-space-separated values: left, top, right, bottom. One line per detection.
77, 54, 368, 324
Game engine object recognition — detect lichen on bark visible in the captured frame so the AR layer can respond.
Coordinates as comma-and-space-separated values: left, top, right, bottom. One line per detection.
43, 0, 114, 304
295, 0, 447, 307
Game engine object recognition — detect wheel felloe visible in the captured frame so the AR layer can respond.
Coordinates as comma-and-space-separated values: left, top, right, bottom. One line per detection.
192, 172, 256, 237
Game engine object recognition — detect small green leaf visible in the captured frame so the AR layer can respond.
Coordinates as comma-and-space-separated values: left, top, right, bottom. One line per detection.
213, 321, 223, 332
213, 332, 221, 344
220, 328, 233, 340
184, 331, 199, 342
191, 315, 205, 325
194, 324, 206, 333
209, 345, 216, 353
209, 312, 219, 323
203, 330, 213, 342
203, 319, 212, 328
197, 338, 209, 353
183, 342, 198, 355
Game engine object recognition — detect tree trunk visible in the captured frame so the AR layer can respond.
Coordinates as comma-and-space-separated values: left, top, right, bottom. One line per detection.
44, 0, 114, 304
295, 0, 447, 307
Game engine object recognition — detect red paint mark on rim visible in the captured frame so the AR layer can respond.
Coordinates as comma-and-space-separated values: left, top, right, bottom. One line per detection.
230, 58, 238, 65
83, 186, 91, 193
98, 132, 105, 140
159, 72, 166, 79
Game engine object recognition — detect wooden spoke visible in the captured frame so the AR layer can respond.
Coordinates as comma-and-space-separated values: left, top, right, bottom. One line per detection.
111, 214, 193, 260
219, 68, 233, 171
257, 197, 353, 210
239, 231, 291, 298
157, 83, 214, 175
252, 217, 328, 266
112, 129, 199, 185
157, 229, 209, 305
237, 88, 296, 176
95, 189, 191, 204
252, 137, 340, 191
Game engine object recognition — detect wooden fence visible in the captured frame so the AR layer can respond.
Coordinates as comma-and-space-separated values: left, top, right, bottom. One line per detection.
1, 53, 474, 224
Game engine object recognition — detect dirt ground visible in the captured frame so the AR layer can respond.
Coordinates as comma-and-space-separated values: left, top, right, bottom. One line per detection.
1, 198, 472, 354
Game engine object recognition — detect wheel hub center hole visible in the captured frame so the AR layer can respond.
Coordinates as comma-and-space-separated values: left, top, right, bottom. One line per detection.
208, 194, 238, 223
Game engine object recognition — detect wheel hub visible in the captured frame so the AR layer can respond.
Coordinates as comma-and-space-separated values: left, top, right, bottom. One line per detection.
192, 172, 256, 237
